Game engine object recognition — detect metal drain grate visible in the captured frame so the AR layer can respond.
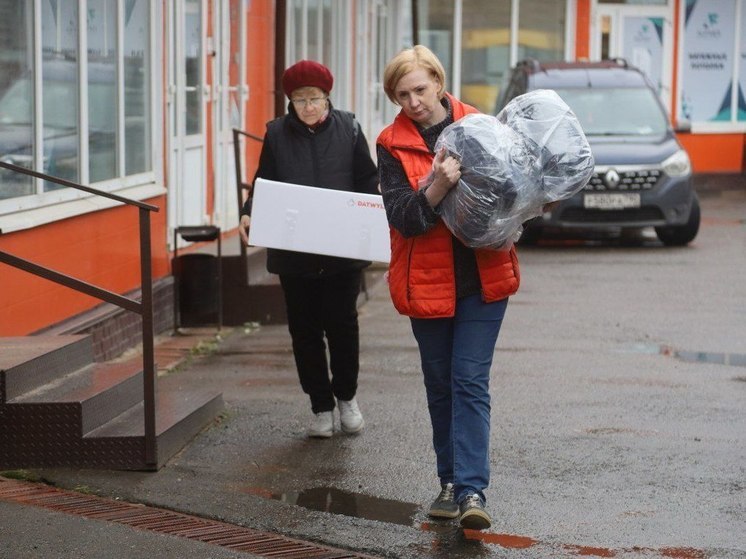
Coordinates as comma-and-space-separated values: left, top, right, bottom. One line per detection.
0, 477, 381, 559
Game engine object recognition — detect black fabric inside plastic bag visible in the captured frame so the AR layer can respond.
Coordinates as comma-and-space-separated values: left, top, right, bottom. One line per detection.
430, 89, 594, 250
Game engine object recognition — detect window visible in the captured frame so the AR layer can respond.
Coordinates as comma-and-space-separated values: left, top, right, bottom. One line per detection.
599, 0, 668, 4
287, 0, 332, 72
307, 0, 321, 61
0, 0, 154, 209
461, 0, 512, 113
124, 0, 152, 174
416, 0, 568, 113
88, 0, 117, 183
416, 0, 455, 89
41, 1, 79, 191
0, 1, 33, 199
284, 0, 411, 143
518, 0, 566, 62
184, 0, 202, 136
285, 0, 353, 109
740, 3, 746, 121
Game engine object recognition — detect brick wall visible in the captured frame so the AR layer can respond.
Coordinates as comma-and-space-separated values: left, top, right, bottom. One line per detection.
34, 277, 175, 362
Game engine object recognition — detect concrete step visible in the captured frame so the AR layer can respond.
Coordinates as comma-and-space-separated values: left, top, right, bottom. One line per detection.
85, 375, 224, 469
0, 336, 92, 402
9, 360, 144, 435
0, 335, 224, 471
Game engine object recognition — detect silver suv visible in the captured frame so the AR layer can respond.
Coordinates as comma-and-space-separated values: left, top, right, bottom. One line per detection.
496, 59, 699, 246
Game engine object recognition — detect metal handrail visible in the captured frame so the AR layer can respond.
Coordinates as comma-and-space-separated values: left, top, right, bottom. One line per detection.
0, 160, 160, 468
232, 128, 263, 283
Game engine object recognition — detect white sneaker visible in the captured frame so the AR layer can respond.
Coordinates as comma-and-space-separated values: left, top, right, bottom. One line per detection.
307, 411, 334, 438
338, 397, 364, 434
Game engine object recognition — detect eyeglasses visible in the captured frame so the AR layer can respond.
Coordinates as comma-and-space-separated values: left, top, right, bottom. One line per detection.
291, 97, 327, 108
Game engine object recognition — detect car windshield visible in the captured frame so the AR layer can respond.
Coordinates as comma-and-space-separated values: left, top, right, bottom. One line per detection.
552, 87, 669, 137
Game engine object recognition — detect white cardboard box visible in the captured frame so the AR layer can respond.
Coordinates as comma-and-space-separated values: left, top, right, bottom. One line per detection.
248, 178, 391, 263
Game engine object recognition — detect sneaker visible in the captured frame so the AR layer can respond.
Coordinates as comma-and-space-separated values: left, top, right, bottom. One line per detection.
428, 483, 459, 519
458, 494, 491, 531
337, 397, 364, 434
307, 411, 333, 438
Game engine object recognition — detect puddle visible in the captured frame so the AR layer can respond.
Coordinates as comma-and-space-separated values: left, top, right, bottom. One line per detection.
674, 350, 746, 367
270, 486, 420, 526
621, 342, 663, 355
244, 485, 710, 558
623, 343, 746, 368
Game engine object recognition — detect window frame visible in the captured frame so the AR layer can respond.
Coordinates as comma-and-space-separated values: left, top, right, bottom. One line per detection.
413, 0, 575, 113
0, 0, 163, 225
285, 0, 353, 110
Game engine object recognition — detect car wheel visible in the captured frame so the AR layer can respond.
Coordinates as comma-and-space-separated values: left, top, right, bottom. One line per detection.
655, 194, 701, 246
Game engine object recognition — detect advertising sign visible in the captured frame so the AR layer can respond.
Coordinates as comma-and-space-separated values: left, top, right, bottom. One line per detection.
679, 0, 736, 122
739, 4, 746, 120
623, 17, 664, 95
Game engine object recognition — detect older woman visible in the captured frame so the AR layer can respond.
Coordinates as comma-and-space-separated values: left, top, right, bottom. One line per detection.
240, 60, 379, 439
376, 45, 520, 531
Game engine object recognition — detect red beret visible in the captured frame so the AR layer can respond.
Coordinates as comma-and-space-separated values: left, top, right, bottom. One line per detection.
282, 60, 334, 98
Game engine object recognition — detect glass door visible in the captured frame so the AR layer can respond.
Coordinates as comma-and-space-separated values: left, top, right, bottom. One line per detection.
593, 3, 673, 112
168, 0, 207, 242
213, 0, 246, 231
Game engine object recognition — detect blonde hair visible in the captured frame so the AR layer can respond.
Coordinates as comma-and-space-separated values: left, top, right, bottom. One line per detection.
383, 45, 446, 104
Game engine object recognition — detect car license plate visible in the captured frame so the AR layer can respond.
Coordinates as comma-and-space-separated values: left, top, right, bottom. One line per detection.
583, 193, 641, 209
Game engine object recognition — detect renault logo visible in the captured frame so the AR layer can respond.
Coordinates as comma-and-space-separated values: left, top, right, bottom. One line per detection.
604, 169, 620, 188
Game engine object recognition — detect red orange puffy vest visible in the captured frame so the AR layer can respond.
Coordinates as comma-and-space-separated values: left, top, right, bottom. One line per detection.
376, 93, 520, 318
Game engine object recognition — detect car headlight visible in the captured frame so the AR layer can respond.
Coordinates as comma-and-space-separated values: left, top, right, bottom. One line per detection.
662, 149, 692, 177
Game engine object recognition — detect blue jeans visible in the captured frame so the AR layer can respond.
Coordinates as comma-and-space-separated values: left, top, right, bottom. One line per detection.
410, 294, 509, 504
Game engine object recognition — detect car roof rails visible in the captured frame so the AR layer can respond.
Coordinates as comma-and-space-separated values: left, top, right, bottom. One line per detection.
516, 58, 543, 72
607, 57, 629, 68
515, 58, 635, 75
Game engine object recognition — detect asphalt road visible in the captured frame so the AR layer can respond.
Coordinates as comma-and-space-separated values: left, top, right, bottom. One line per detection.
3, 187, 745, 558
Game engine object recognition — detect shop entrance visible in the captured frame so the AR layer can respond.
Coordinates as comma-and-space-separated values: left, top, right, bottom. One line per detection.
212, 0, 247, 232
592, 3, 674, 112
168, 0, 208, 240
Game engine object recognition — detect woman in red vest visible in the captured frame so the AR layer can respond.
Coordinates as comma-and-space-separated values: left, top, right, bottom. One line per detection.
376, 45, 520, 531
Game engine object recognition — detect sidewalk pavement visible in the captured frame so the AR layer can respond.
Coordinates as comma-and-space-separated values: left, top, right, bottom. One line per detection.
0, 327, 268, 559
1, 290, 389, 559
2, 185, 746, 558
693, 172, 746, 193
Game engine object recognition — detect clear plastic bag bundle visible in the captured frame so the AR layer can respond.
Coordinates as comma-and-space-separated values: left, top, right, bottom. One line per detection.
433, 89, 594, 249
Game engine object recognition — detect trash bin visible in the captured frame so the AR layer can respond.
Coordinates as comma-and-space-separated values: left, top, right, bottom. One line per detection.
173, 226, 222, 330
175, 253, 220, 326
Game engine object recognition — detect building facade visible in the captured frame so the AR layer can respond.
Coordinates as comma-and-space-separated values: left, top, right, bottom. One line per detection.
413, 0, 746, 172
0, 0, 412, 339
1, 0, 743, 340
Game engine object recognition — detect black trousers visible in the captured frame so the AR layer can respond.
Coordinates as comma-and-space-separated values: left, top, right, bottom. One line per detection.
279, 270, 362, 413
